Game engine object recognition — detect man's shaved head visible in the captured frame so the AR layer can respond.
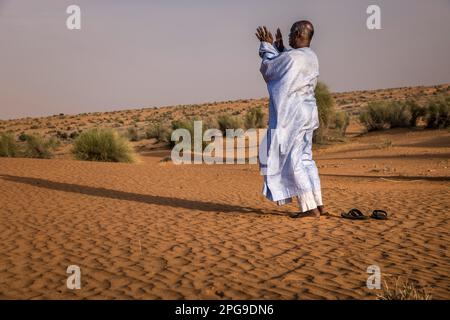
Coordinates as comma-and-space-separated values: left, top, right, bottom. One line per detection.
292, 20, 314, 41
289, 20, 314, 48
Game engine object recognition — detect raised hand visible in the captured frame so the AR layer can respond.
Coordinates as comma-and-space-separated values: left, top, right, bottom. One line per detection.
255, 26, 274, 44
274, 28, 285, 52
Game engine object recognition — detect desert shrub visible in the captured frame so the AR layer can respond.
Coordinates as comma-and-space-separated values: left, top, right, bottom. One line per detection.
314, 82, 335, 142
127, 126, 140, 141
406, 100, 426, 127
170, 118, 219, 150
244, 106, 266, 129
18, 132, 29, 142
361, 95, 449, 131
425, 95, 450, 129
170, 119, 195, 148
334, 111, 350, 135
171, 119, 194, 134
56, 131, 69, 140
315, 82, 334, 128
23, 134, 59, 159
146, 122, 171, 143
388, 101, 411, 128
377, 277, 431, 300
0, 133, 18, 157
69, 131, 79, 140
217, 114, 243, 135
359, 101, 391, 131
72, 128, 136, 163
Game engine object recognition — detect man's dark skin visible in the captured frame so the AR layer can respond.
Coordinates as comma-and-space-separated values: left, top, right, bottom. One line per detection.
255, 21, 327, 218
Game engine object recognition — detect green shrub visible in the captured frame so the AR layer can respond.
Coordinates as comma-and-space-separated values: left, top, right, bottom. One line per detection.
359, 101, 392, 131
334, 111, 350, 135
388, 101, 411, 128
18, 133, 29, 142
170, 119, 195, 148
56, 131, 69, 140
146, 122, 171, 143
406, 100, 426, 127
72, 128, 136, 163
127, 126, 140, 141
69, 131, 80, 140
315, 82, 335, 128
244, 106, 266, 129
0, 133, 18, 157
23, 134, 59, 159
425, 96, 450, 129
314, 82, 335, 142
171, 119, 194, 136
217, 114, 243, 135
170, 118, 220, 149
360, 95, 449, 131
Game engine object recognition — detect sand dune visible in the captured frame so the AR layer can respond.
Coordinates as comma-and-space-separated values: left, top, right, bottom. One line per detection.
0, 128, 449, 299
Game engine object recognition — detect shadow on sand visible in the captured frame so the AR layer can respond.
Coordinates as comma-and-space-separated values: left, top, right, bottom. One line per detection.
0, 174, 289, 217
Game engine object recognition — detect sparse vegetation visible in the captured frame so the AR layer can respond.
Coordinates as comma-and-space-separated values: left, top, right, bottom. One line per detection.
359, 101, 391, 131
425, 95, 450, 129
314, 82, 335, 143
244, 106, 266, 129
315, 82, 334, 128
360, 95, 450, 131
69, 131, 80, 140
56, 131, 69, 140
217, 114, 243, 135
406, 100, 426, 127
23, 134, 59, 159
0, 133, 18, 157
146, 122, 171, 143
18, 132, 29, 142
388, 101, 411, 128
72, 128, 136, 163
377, 277, 432, 300
333, 111, 350, 136
127, 126, 140, 141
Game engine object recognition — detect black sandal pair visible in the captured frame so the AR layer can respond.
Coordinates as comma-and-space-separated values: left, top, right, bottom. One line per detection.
341, 208, 388, 220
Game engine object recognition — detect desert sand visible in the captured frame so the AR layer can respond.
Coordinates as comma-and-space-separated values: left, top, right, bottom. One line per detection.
0, 123, 449, 299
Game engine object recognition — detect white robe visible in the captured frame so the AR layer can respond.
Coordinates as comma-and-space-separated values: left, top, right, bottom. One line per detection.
258, 41, 321, 207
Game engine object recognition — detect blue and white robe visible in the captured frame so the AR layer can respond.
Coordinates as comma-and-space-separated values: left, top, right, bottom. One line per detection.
258, 41, 323, 211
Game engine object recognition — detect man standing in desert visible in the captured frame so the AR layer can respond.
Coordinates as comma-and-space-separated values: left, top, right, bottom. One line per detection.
256, 21, 327, 218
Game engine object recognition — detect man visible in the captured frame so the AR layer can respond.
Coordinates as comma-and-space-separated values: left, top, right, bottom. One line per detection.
255, 21, 327, 218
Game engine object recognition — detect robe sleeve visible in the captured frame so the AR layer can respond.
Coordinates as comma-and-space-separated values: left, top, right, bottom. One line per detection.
259, 42, 293, 84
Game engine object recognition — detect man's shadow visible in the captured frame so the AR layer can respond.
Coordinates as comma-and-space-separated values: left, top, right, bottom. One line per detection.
0, 174, 287, 217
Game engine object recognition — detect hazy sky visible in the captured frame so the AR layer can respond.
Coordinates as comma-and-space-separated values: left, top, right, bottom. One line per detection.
1, 0, 449, 119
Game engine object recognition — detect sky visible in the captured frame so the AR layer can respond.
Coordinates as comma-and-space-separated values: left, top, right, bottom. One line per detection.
0, 0, 449, 119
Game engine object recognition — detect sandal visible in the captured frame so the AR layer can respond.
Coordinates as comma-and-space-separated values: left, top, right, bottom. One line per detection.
341, 208, 368, 220
371, 210, 388, 220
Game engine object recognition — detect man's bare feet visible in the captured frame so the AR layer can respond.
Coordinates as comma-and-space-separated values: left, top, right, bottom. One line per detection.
290, 208, 320, 218
318, 205, 330, 216
309, 208, 321, 217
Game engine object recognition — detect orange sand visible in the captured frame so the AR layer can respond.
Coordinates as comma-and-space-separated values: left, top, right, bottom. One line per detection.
0, 128, 449, 299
